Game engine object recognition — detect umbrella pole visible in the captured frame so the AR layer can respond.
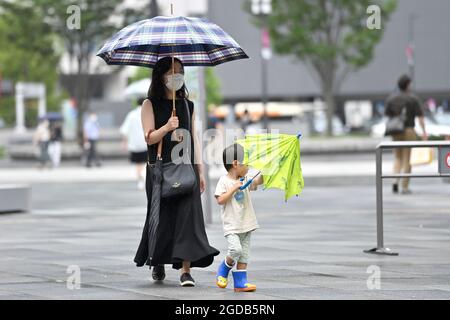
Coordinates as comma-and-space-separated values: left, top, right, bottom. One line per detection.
172, 54, 175, 115
171, 3, 175, 116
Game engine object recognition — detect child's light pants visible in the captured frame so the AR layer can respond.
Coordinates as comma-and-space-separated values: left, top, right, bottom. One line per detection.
225, 232, 252, 264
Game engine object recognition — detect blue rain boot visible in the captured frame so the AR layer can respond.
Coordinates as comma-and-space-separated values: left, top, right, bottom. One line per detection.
232, 270, 256, 292
216, 260, 233, 288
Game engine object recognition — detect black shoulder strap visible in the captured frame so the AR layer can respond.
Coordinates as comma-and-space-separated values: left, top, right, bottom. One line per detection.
184, 99, 191, 133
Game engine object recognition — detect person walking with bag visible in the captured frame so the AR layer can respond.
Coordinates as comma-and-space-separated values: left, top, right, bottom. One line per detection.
385, 75, 427, 194
134, 57, 219, 287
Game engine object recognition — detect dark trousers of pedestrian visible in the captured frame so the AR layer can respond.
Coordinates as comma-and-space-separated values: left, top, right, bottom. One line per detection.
39, 141, 50, 166
87, 139, 101, 167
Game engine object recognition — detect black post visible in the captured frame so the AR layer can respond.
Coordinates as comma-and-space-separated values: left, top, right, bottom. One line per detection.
408, 14, 417, 88
150, 0, 159, 18
260, 15, 269, 131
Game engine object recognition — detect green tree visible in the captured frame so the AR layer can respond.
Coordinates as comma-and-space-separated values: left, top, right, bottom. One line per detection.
205, 68, 222, 111
247, 0, 397, 136
128, 67, 152, 85
0, 0, 63, 127
33, 0, 149, 145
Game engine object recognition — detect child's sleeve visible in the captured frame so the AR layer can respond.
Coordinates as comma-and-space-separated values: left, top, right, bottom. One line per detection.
214, 177, 228, 197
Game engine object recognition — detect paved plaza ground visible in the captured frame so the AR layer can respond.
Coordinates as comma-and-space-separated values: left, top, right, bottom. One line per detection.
0, 155, 449, 299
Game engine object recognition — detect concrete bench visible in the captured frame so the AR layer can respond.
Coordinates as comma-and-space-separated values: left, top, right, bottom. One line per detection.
0, 184, 31, 213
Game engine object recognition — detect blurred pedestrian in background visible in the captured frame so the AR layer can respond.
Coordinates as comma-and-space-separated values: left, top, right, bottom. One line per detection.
32, 118, 51, 169
48, 121, 63, 168
385, 75, 427, 195
120, 97, 148, 190
240, 109, 251, 133
83, 111, 102, 168
245, 113, 262, 135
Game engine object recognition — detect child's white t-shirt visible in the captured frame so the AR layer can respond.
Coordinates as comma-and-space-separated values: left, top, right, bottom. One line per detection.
214, 175, 259, 236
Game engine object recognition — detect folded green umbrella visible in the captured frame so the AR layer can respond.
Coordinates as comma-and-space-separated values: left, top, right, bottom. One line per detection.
235, 133, 304, 201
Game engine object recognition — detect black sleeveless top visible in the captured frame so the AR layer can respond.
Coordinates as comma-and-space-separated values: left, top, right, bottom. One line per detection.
147, 97, 194, 164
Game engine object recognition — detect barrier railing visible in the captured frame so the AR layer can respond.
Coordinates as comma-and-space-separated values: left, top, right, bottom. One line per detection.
364, 140, 450, 256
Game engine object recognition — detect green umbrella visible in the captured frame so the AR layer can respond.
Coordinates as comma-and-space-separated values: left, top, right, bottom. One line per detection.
235, 133, 304, 201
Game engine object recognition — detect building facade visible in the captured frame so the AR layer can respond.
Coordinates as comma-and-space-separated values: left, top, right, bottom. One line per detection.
208, 0, 450, 103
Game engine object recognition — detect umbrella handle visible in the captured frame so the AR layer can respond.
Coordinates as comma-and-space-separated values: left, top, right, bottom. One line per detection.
239, 179, 253, 191
239, 171, 261, 190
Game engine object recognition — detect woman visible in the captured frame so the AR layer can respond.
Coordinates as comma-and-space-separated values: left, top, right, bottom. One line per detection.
134, 57, 219, 287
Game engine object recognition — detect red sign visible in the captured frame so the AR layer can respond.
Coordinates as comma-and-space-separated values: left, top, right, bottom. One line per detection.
405, 45, 414, 65
262, 28, 270, 48
446, 153, 450, 168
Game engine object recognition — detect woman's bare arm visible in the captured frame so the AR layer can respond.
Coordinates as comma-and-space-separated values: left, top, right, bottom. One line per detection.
141, 99, 169, 145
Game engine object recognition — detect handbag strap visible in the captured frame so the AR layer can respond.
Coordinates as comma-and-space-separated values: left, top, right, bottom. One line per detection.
155, 99, 190, 160
184, 98, 191, 134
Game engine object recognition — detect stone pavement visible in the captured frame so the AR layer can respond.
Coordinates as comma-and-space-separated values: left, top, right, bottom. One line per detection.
0, 162, 449, 299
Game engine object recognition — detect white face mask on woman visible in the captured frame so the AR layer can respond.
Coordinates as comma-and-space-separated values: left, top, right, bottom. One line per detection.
165, 73, 184, 91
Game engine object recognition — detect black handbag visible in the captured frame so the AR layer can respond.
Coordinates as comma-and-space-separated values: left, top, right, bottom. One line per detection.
157, 99, 197, 199
385, 106, 407, 136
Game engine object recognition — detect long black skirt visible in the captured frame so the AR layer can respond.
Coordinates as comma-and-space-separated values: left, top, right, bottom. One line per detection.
134, 163, 219, 270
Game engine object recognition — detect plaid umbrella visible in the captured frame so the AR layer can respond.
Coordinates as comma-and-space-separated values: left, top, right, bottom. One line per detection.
96, 16, 249, 68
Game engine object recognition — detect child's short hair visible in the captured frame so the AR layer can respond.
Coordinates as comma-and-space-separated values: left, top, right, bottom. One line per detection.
223, 143, 244, 172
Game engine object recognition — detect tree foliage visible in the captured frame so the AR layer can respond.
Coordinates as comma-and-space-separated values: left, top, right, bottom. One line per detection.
33, 0, 149, 144
246, 0, 397, 135
0, 0, 63, 127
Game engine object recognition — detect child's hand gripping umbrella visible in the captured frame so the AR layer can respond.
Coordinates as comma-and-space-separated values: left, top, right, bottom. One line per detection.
239, 170, 262, 190
236, 133, 304, 201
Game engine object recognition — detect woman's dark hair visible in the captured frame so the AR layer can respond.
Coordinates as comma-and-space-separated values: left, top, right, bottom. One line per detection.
137, 97, 146, 106
222, 143, 245, 172
148, 56, 188, 100
398, 74, 411, 92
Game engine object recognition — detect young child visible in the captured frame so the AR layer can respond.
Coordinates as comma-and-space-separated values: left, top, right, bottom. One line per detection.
214, 143, 263, 292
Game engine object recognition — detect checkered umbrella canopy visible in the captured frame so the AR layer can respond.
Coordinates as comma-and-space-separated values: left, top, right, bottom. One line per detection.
96, 16, 249, 68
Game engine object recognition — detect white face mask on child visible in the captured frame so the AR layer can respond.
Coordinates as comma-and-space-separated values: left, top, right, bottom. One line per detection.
165, 73, 184, 91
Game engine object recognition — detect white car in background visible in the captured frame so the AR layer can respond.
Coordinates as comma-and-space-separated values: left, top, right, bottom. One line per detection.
371, 114, 450, 139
